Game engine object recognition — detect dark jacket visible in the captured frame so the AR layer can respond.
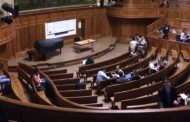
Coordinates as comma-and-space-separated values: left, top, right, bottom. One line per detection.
85, 58, 94, 65
158, 86, 177, 108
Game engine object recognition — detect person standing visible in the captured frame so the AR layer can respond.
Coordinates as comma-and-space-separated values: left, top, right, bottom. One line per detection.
158, 78, 179, 108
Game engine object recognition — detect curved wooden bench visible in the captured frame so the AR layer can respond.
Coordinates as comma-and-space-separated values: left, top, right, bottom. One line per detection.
48, 73, 74, 80
9, 73, 29, 102
53, 78, 80, 85
84, 53, 142, 82
78, 51, 130, 76
18, 63, 108, 109
60, 89, 92, 97
104, 55, 177, 101
43, 69, 67, 75
121, 79, 190, 109
115, 59, 190, 109
17, 67, 53, 106
66, 95, 98, 104
56, 83, 86, 91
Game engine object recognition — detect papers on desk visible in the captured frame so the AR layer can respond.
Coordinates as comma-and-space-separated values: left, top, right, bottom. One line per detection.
180, 93, 188, 99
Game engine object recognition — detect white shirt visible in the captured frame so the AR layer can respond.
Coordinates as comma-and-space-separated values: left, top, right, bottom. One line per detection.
97, 70, 110, 79
180, 32, 189, 41
129, 40, 138, 52
149, 62, 158, 71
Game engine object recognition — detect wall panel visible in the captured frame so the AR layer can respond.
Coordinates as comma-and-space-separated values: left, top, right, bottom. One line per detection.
12, 7, 111, 54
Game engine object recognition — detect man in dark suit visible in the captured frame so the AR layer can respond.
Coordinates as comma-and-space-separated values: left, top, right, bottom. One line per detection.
158, 78, 179, 108
82, 56, 94, 65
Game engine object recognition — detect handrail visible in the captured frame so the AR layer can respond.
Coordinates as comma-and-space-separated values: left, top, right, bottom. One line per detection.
0, 96, 190, 122
147, 18, 166, 35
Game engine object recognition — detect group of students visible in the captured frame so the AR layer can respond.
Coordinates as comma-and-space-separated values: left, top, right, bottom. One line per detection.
129, 34, 148, 57
96, 65, 141, 87
0, 62, 49, 94
159, 23, 190, 43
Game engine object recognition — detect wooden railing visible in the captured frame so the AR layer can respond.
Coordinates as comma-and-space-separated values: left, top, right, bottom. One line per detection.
107, 7, 161, 18
147, 18, 166, 35
0, 24, 16, 46
1, 96, 190, 122
18, 63, 109, 110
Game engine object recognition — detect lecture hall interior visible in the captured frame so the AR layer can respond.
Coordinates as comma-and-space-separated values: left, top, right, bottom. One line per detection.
1, 0, 190, 122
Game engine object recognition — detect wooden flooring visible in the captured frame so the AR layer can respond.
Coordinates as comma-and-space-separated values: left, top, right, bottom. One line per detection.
8, 36, 118, 67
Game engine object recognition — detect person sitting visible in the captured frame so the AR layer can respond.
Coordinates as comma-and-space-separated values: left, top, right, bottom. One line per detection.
131, 70, 141, 81
129, 37, 139, 53
31, 67, 47, 90
160, 0, 169, 8
148, 60, 159, 75
115, 71, 128, 84
0, 64, 10, 94
158, 56, 167, 71
158, 77, 179, 108
180, 28, 190, 43
138, 36, 147, 49
111, 65, 124, 78
82, 55, 94, 65
137, 36, 148, 56
96, 68, 110, 86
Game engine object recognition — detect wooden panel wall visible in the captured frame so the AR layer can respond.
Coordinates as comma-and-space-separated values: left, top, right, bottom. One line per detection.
2, 3, 190, 59
0, 24, 15, 59
110, 18, 157, 42
13, 7, 112, 53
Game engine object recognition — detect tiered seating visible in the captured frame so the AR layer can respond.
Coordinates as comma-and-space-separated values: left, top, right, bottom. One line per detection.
112, 47, 190, 109
2, 38, 190, 121
92, 47, 155, 92
17, 67, 53, 105
43, 67, 101, 106
17, 63, 108, 109
83, 53, 141, 82
121, 64, 190, 109
78, 52, 130, 77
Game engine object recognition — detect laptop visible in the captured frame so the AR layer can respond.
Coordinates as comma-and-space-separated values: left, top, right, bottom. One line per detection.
125, 73, 132, 81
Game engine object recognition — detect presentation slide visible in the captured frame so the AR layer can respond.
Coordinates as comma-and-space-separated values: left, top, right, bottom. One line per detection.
45, 19, 76, 39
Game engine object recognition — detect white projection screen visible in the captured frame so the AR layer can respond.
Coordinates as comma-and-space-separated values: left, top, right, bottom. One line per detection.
45, 19, 76, 39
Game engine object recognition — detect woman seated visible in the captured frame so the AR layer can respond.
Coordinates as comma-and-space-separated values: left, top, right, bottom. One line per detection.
31, 68, 46, 90
0, 64, 10, 94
